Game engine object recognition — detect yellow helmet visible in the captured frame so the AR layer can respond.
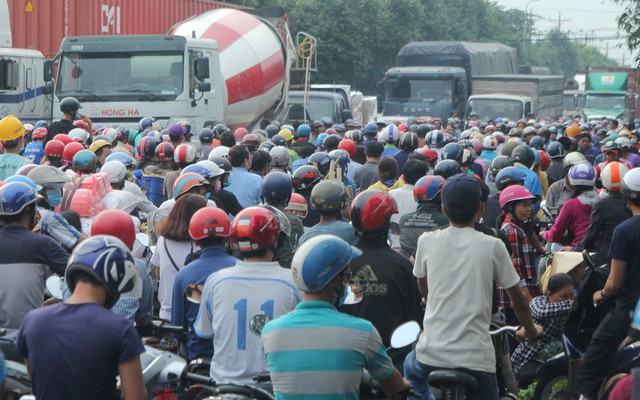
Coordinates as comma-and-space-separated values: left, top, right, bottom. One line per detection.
89, 139, 111, 153
0, 115, 25, 142
278, 129, 293, 142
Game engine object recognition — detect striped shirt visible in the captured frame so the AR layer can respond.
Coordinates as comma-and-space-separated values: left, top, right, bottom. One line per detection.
262, 301, 394, 399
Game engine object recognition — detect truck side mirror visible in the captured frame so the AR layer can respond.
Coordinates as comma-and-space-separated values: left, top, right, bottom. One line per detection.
44, 60, 54, 82
42, 82, 54, 95
194, 58, 210, 80
198, 82, 211, 92
573, 94, 578, 108
456, 80, 465, 94
341, 109, 353, 122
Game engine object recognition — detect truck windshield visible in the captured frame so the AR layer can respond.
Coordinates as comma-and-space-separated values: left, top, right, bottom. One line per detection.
585, 94, 626, 109
56, 52, 184, 100
467, 99, 523, 121
287, 96, 334, 122
386, 78, 453, 104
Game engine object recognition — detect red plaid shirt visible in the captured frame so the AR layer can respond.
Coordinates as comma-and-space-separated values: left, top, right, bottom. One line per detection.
498, 216, 540, 309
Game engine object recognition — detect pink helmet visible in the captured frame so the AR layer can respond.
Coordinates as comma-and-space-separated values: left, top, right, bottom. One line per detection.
499, 185, 536, 209
471, 139, 483, 154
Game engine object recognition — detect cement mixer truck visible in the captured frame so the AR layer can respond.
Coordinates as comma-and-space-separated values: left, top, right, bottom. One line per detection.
50, 8, 293, 130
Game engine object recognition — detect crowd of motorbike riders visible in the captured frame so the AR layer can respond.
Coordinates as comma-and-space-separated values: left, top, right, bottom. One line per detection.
2, 96, 640, 400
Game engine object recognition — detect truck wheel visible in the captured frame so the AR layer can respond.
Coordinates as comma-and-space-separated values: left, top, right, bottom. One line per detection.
533, 374, 568, 400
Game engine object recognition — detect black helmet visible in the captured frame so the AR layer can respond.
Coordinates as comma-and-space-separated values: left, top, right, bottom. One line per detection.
400, 132, 419, 151
416, 124, 430, 138
212, 124, 229, 137
441, 142, 463, 164
209, 156, 233, 173
434, 159, 461, 179
291, 165, 322, 191
310, 180, 348, 212
511, 145, 535, 168
322, 135, 341, 151
546, 142, 565, 159
60, 97, 81, 114
490, 155, 514, 176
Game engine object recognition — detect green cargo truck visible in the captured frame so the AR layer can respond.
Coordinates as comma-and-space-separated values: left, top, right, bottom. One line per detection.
583, 68, 639, 122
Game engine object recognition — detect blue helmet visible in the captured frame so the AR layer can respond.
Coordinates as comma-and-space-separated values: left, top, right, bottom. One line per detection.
316, 133, 329, 147
105, 152, 138, 169
495, 166, 528, 191
181, 163, 215, 179
261, 171, 293, 203
547, 141, 565, 159
199, 128, 214, 143
0, 182, 39, 215
297, 124, 311, 138
271, 134, 286, 147
5, 175, 42, 192
426, 130, 445, 148
413, 175, 445, 203
328, 149, 349, 170
291, 234, 362, 292
65, 235, 141, 309
529, 136, 545, 150
308, 152, 331, 176
139, 116, 154, 131
364, 123, 378, 135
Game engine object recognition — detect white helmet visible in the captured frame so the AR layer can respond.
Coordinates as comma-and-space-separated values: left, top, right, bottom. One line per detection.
68, 128, 89, 144
601, 161, 630, 192
380, 124, 400, 143
269, 146, 290, 167
27, 165, 71, 189
614, 136, 631, 150
101, 161, 128, 184
195, 160, 224, 178
483, 135, 498, 150
208, 146, 230, 160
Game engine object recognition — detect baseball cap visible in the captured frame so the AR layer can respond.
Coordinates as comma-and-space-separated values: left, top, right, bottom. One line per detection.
442, 174, 481, 213
168, 124, 187, 139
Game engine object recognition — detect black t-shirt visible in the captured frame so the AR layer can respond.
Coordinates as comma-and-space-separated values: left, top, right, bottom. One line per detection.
214, 189, 243, 217
340, 237, 424, 365
46, 119, 75, 142
608, 215, 640, 310
481, 194, 502, 231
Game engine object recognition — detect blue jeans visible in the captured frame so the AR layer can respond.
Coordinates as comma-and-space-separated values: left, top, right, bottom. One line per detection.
403, 349, 498, 400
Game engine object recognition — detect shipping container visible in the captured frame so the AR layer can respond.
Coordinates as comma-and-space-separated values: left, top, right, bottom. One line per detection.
7, 0, 245, 57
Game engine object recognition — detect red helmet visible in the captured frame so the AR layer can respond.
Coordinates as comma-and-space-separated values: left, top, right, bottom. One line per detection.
63, 142, 85, 163
337, 138, 357, 157
44, 139, 65, 158
285, 192, 308, 218
230, 206, 280, 253
234, 127, 249, 143
174, 143, 196, 164
53, 133, 73, 146
241, 133, 261, 152
538, 150, 550, 171
73, 120, 90, 131
32, 127, 48, 140
189, 207, 231, 241
137, 136, 157, 160
91, 209, 136, 250
398, 123, 408, 133
349, 189, 398, 234
155, 142, 175, 162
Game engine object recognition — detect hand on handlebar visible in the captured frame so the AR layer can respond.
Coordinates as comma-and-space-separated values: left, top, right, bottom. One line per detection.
516, 323, 543, 343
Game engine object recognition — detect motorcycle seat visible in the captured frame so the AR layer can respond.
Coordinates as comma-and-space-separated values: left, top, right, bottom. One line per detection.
427, 369, 478, 390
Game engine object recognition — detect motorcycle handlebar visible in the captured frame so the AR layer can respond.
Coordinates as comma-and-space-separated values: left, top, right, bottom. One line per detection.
253, 373, 272, 383
183, 372, 216, 387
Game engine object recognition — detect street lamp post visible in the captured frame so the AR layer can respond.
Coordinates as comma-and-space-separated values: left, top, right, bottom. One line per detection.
523, 0, 541, 58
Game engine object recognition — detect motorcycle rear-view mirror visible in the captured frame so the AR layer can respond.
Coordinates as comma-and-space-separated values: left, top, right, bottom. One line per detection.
390, 321, 420, 349
46, 275, 63, 300
343, 283, 365, 305
185, 284, 203, 304
249, 314, 273, 336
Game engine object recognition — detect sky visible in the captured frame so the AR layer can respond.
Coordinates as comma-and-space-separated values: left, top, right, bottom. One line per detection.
493, 0, 632, 66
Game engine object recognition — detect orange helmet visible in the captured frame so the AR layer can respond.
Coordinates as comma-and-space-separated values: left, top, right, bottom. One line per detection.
565, 124, 582, 138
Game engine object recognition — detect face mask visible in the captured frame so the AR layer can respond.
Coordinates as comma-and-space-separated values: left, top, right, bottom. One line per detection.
224, 177, 232, 187
46, 189, 62, 207
214, 180, 222, 192
332, 281, 349, 308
